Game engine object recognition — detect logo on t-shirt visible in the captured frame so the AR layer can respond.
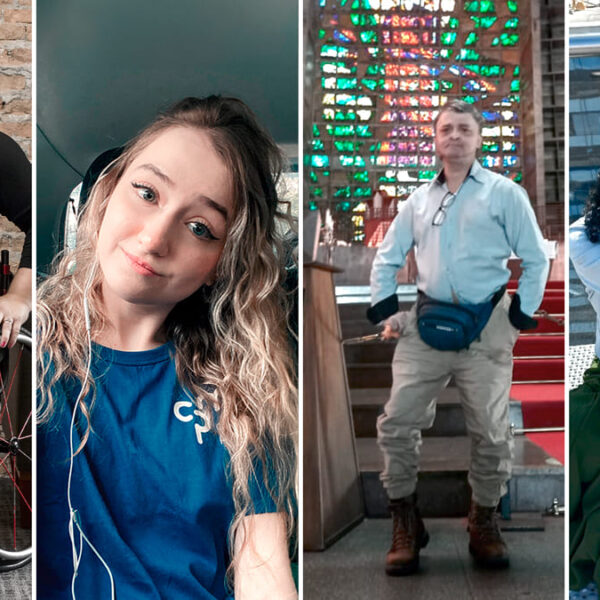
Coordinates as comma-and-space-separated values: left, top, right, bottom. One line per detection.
173, 399, 210, 445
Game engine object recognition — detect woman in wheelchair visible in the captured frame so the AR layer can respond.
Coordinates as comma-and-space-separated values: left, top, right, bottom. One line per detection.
37, 96, 297, 599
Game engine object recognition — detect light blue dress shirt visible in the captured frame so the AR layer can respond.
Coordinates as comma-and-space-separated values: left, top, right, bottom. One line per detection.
570, 217, 600, 357
370, 161, 549, 317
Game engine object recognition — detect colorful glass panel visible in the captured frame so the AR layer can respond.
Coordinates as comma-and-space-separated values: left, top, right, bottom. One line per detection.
311, 0, 523, 243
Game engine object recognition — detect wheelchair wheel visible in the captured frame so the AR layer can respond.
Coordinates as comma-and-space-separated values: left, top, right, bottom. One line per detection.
0, 330, 31, 571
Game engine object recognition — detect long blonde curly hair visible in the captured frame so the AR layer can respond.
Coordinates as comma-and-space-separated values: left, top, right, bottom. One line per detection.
37, 96, 297, 575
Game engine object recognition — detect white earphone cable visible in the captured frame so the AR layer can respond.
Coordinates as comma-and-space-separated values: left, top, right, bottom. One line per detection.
66, 266, 116, 600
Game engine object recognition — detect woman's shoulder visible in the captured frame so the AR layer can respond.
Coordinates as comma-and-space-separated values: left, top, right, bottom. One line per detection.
570, 217, 600, 284
570, 217, 589, 261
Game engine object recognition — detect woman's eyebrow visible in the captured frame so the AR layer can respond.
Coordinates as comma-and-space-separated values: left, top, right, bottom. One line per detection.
137, 163, 174, 186
200, 197, 229, 221
137, 162, 229, 221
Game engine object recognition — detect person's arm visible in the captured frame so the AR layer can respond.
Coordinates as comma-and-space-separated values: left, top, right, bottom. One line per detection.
0, 133, 31, 271
367, 199, 415, 324
502, 185, 549, 325
234, 513, 297, 600
0, 267, 31, 347
0, 133, 32, 347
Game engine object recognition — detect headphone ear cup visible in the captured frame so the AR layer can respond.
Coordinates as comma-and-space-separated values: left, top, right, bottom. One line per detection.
80, 147, 125, 210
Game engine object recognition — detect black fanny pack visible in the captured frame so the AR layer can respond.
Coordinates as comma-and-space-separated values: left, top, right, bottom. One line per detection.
416, 287, 505, 351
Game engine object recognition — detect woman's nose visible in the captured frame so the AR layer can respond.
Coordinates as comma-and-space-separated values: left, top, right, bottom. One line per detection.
138, 215, 171, 256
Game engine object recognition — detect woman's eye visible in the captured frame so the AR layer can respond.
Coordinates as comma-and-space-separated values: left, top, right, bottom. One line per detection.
132, 183, 156, 202
188, 222, 218, 241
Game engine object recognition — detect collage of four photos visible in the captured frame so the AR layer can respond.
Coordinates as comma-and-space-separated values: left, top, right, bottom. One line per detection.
0, 0, 596, 598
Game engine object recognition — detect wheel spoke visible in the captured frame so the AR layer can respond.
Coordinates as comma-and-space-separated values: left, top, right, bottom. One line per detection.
0, 451, 12, 471
0, 334, 31, 562
4, 346, 23, 402
16, 449, 30, 463
0, 387, 14, 441
0, 377, 8, 430
17, 412, 31, 440
0, 347, 23, 440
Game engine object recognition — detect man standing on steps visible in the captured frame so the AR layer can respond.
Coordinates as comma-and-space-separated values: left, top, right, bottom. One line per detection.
367, 100, 549, 575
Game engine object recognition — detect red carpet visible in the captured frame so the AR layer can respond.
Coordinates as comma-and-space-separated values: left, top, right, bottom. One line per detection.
525, 432, 564, 464
507, 280, 563, 291
531, 319, 564, 334
514, 335, 563, 356
536, 296, 565, 313
509, 280, 564, 464
510, 383, 564, 427
512, 358, 564, 381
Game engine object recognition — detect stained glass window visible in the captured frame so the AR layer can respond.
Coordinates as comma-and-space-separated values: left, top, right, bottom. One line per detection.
309, 0, 523, 243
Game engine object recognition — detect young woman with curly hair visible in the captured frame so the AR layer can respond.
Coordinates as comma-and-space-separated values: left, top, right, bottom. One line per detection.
37, 96, 297, 600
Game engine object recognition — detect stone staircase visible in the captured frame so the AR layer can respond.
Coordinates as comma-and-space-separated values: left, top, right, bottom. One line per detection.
339, 284, 564, 518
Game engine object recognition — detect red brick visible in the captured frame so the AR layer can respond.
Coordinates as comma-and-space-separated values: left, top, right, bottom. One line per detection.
0, 121, 31, 138
1, 98, 30, 114
0, 47, 30, 67
4, 8, 30, 22
0, 73, 26, 90
0, 24, 26, 40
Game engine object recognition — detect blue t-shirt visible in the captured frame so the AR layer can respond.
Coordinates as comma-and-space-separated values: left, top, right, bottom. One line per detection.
37, 343, 276, 599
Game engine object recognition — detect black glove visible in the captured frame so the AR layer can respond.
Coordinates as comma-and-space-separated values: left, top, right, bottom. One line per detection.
508, 293, 538, 330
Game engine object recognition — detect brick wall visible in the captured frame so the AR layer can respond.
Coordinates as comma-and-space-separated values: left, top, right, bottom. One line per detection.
0, 0, 30, 159
0, 0, 30, 269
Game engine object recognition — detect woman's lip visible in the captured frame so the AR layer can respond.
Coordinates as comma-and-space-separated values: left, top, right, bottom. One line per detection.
121, 248, 161, 276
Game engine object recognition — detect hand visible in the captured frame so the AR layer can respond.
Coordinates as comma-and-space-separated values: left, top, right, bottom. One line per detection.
0, 268, 32, 348
381, 323, 400, 340
0, 292, 30, 348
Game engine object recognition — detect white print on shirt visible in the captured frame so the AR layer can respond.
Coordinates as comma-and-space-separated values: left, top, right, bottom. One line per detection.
173, 400, 210, 445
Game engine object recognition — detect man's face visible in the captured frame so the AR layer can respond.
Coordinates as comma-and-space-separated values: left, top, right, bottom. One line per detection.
434, 110, 482, 164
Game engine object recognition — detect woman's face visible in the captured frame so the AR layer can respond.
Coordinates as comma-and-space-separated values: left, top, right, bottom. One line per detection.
97, 126, 233, 316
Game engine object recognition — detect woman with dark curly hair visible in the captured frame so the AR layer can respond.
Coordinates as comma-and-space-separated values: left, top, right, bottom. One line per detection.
37, 96, 297, 600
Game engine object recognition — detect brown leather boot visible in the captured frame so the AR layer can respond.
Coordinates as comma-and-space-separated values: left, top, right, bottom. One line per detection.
385, 493, 429, 576
468, 501, 509, 568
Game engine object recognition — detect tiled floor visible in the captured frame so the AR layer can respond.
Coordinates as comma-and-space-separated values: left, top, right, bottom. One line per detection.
304, 516, 564, 599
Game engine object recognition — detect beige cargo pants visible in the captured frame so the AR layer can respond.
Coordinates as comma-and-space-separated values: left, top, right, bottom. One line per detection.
377, 293, 520, 507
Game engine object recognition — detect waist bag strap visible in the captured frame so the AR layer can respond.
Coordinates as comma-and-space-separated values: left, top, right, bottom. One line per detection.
416, 286, 506, 352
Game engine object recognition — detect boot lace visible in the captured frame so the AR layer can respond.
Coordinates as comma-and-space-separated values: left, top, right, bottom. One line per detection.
391, 504, 417, 549
471, 507, 501, 542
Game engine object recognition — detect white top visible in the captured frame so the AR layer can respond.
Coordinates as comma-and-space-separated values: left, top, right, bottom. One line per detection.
570, 216, 600, 357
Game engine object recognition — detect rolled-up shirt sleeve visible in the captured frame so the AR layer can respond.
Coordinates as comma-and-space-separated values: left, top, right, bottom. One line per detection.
502, 185, 549, 316
370, 199, 415, 310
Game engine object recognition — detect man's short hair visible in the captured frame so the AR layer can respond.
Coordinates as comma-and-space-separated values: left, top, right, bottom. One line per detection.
433, 99, 484, 132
